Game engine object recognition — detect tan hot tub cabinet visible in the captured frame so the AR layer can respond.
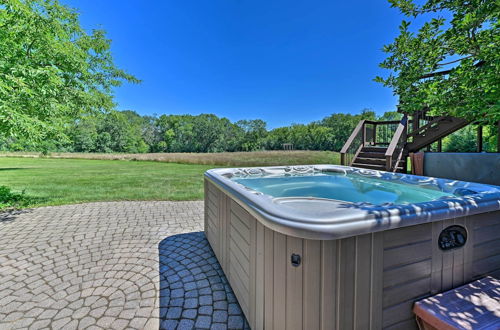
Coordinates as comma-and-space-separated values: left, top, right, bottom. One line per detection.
204, 175, 500, 330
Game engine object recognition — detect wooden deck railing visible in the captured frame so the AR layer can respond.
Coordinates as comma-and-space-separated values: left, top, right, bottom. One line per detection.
406, 116, 469, 152
340, 119, 403, 166
341, 107, 478, 172
371, 120, 401, 145
385, 115, 408, 171
340, 120, 365, 166
407, 116, 446, 139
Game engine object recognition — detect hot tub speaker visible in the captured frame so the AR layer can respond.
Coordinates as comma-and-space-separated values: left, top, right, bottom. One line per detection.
438, 225, 467, 251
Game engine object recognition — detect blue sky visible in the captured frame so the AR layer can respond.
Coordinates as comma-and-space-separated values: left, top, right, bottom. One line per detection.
67, 0, 405, 128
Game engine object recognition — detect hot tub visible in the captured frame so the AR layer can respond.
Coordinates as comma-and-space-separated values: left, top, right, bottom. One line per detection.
204, 165, 500, 329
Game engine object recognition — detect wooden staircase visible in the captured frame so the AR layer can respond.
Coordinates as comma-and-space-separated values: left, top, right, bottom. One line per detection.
406, 116, 469, 152
352, 146, 407, 172
340, 111, 470, 173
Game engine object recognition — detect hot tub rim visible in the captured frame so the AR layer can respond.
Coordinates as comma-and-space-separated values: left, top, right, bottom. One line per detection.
205, 165, 500, 240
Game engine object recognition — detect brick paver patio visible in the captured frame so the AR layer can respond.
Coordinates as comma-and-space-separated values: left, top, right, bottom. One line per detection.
0, 201, 248, 329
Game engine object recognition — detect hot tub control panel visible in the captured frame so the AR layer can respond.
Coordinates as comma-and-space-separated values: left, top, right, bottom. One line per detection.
438, 225, 467, 251
291, 253, 301, 267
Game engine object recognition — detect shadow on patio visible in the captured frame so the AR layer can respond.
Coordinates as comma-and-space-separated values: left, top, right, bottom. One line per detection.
158, 232, 250, 329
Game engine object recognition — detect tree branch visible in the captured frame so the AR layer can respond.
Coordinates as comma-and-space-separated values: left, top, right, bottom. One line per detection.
26, 39, 36, 57
419, 61, 485, 79
436, 56, 474, 67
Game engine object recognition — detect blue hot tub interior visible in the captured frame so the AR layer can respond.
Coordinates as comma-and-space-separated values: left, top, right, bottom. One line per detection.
233, 172, 456, 205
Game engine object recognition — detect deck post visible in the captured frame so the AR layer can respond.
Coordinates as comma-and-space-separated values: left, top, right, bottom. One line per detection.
498, 121, 500, 153
437, 139, 442, 152
477, 126, 483, 152
413, 110, 420, 132
386, 155, 392, 171
362, 123, 366, 147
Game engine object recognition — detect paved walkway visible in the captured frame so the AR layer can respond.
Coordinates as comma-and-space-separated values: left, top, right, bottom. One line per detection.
0, 202, 248, 330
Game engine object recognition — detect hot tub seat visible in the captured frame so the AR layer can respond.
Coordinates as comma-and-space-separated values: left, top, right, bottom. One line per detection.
414, 276, 500, 330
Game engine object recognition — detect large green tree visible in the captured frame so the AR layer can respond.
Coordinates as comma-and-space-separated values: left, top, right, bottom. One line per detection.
376, 0, 499, 124
235, 119, 267, 151
0, 0, 138, 140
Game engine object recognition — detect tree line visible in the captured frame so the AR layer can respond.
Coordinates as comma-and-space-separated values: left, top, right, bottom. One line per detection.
1, 109, 497, 154
0, 109, 377, 153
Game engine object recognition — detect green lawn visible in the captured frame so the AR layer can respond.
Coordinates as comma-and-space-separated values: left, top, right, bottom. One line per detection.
0, 158, 212, 207
0, 151, 340, 208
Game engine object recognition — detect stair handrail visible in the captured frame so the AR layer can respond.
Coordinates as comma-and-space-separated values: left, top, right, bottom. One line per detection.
385, 115, 408, 172
407, 116, 448, 138
406, 116, 469, 152
340, 120, 366, 166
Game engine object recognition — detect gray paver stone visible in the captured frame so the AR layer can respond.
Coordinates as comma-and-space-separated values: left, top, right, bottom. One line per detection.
0, 202, 249, 330
195, 315, 212, 329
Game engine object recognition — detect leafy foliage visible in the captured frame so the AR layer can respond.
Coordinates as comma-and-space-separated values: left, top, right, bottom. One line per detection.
71, 111, 148, 153
235, 119, 267, 151
0, 0, 139, 141
0, 185, 33, 209
442, 125, 497, 152
376, 0, 500, 124
1, 107, 495, 153
0, 109, 397, 153
443, 126, 477, 152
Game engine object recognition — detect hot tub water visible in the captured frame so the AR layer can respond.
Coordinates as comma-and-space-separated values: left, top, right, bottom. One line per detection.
233, 172, 452, 205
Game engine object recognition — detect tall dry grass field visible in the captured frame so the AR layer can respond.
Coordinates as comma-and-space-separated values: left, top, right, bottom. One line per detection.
0, 150, 340, 167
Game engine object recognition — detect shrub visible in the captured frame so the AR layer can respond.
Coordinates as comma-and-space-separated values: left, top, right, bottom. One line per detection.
0, 186, 32, 210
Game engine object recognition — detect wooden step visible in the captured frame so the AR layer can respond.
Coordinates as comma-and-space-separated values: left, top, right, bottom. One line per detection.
354, 157, 386, 165
361, 146, 388, 152
358, 151, 386, 159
